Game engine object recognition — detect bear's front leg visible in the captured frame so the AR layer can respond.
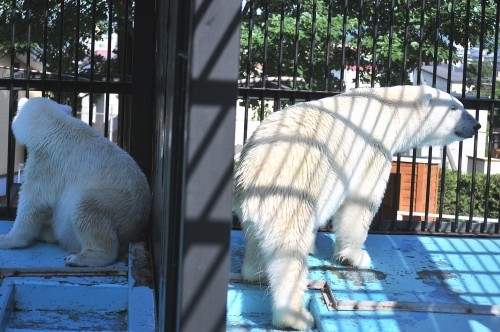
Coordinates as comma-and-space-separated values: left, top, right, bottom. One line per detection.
332, 199, 377, 267
0, 199, 49, 249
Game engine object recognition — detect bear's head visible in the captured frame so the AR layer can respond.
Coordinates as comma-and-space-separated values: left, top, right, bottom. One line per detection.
344, 85, 480, 151
12, 97, 73, 147
411, 85, 481, 148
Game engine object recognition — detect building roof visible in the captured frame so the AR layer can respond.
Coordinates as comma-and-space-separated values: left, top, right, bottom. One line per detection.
421, 63, 464, 82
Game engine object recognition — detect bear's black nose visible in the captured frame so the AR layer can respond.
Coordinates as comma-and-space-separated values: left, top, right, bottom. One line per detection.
474, 123, 481, 131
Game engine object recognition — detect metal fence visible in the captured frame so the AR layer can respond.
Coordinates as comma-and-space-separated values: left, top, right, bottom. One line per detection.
1, 1, 499, 331
0, 1, 238, 331
0, 0, 153, 218
237, 0, 500, 235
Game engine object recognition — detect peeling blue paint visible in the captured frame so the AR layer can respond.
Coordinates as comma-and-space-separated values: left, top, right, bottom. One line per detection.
0, 221, 155, 331
228, 230, 500, 331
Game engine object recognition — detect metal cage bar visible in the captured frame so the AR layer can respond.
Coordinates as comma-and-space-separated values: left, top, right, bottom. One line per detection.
0, 1, 139, 216
237, 0, 500, 236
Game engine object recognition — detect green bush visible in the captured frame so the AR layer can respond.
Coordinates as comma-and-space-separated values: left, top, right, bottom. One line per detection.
439, 169, 500, 220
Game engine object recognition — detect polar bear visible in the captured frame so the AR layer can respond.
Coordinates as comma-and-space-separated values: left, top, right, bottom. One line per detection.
0, 97, 151, 267
234, 85, 480, 330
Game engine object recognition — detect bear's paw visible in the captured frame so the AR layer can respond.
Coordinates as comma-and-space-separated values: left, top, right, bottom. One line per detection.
0, 234, 29, 249
64, 249, 116, 267
335, 248, 372, 268
241, 261, 266, 282
272, 307, 315, 330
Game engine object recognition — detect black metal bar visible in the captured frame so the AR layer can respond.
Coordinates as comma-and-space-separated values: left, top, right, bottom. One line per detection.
87, 0, 97, 126
446, 0, 456, 92
416, 0, 425, 85
242, 0, 253, 142
292, 0, 301, 97
386, 0, 395, 86
308, 0, 317, 90
401, 0, 411, 83
408, 149, 417, 229
6, 0, 18, 217
370, 0, 379, 87
26, 0, 32, 95
461, 0, 472, 98
42, 0, 48, 96
340, 0, 348, 91
431, 0, 441, 88
390, 154, 402, 231
484, 4, 500, 234
103, 0, 114, 139
423, 147, 433, 232
437, 147, 447, 232
453, 142, 464, 233
118, 0, 131, 149
56, 0, 65, 101
467, 0, 487, 233
277, 1, 285, 89
259, 1, 269, 122
130, 0, 155, 181
324, 1, 332, 90
355, 0, 364, 87
72, 0, 81, 115
6, 93, 17, 219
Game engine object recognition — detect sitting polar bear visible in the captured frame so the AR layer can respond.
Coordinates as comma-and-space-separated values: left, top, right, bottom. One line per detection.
0, 97, 151, 267
234, 85, 480, 330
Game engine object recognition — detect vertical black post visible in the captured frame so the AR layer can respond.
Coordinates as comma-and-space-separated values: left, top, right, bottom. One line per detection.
180, 0, 240, 330
130, 0, 155, 180
152, 0, 240, 331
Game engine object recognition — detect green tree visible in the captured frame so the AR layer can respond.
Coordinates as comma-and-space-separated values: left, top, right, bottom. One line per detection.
466, 60, 494, 92
240, 0, 498, 91
440, 170, 500, 220
0, 1, 132, 81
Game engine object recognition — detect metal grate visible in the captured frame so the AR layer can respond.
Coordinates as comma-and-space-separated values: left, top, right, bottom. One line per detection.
237, 0, 500, 235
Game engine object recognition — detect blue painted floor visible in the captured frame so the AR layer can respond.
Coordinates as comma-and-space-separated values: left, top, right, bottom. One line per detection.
0, 220, 154, 331
227, 230, 500, 331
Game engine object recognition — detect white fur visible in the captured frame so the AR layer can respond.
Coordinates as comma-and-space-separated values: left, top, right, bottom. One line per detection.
0, 97, 151, 267
234, 85, 480, 330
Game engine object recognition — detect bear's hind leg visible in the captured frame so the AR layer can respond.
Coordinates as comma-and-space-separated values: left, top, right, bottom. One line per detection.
241, 224, 265, 282
37, 225, 58, 244
61, 197, 120, 267
64, 213, 119, 267
265, 243, 314, 330
257, 207, 316, 330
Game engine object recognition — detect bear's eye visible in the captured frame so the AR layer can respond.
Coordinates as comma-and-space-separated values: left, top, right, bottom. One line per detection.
450, 106, 458, 111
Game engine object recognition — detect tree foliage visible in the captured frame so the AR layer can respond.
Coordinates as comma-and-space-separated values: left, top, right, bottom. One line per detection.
0, 0, 132, 77
466, 60, 493, 90
240, 0, 498, 91
440, 169, 500, 220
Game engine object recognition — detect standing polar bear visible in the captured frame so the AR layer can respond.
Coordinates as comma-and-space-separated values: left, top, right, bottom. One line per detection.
234, 85, 480, 330
0, 97, 151, 267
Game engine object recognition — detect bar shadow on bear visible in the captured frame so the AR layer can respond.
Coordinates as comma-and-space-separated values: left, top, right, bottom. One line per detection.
232, 85, 482, 330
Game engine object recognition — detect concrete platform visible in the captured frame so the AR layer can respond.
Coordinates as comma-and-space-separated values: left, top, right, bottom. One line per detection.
0, 220, 154, 332
227, 230, 500, 331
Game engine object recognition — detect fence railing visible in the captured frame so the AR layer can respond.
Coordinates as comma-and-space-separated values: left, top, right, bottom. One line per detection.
237, 0, 500, 235
0, 0, 149, 219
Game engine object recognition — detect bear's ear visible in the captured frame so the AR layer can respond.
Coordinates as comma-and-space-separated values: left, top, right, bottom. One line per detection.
419, 93, 433, 108
18, 97, 29, 110
60, 104, 72, 115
